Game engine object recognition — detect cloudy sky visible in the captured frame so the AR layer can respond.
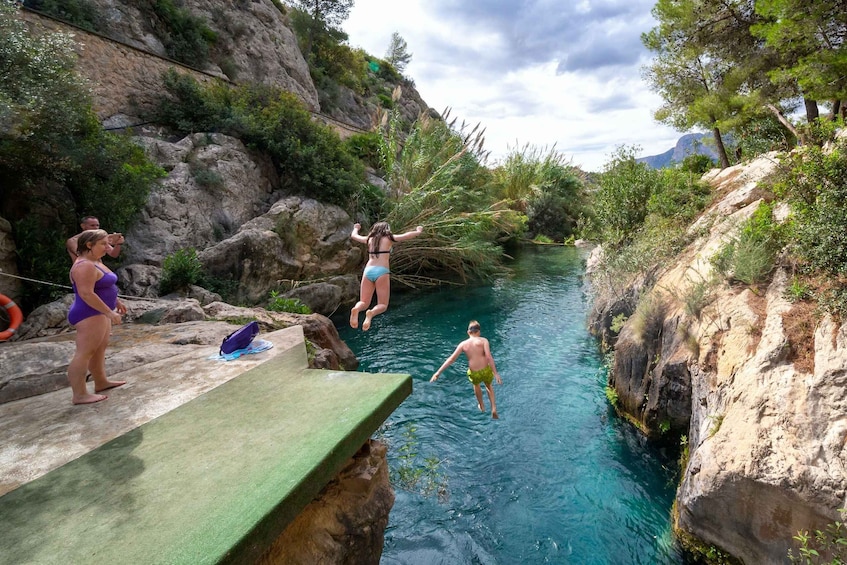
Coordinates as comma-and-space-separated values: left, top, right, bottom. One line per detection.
342, 0, 687, 172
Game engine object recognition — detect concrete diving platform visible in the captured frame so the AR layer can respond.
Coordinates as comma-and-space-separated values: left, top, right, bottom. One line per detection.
0, 326, 411, 564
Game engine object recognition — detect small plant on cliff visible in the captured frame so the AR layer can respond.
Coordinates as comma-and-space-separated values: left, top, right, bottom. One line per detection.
610, 313, 628, 334
787, 509, 847, 565
707, 413, 725, 437
785, 277, 812, 303
159, 248, 203, 295
630, 293, 667, 344
711, 202, 785, 286
678, 435, 689, 471
605, 386, 619, 407
266, 291, 311, 314
681, 277, 716, 320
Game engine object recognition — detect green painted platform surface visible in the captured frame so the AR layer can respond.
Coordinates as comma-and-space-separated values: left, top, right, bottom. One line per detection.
0, 342, 411, 565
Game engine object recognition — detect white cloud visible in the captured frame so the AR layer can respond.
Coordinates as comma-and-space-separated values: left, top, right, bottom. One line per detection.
342, 0, 685, 172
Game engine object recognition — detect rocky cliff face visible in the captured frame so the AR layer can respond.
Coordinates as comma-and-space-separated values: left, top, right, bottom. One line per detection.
589, 154, 847, 563
80, 0, 318, 110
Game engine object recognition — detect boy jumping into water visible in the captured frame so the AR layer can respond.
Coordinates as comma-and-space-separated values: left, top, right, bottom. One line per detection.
430, 321, 502, 419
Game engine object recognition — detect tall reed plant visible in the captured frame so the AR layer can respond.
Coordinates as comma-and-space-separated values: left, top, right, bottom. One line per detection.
374, 109, 524, 285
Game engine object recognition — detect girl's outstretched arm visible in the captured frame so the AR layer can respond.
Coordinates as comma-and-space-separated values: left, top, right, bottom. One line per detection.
350, 223, 368, 244
394, 225, 424, 242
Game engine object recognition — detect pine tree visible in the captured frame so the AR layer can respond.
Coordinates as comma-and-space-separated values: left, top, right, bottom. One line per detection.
290, 0, 354, 61
385, 31, 412, 73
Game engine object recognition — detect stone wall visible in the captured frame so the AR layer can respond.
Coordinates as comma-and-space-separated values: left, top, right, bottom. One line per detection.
20, 9, 224, 126
19, 8, 369, 138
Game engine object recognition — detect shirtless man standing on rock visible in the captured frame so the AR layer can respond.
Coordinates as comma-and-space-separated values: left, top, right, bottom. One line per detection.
66, 216, 124, 262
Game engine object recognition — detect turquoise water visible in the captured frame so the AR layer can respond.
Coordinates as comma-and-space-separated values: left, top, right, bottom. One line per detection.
335, 246, 684, 564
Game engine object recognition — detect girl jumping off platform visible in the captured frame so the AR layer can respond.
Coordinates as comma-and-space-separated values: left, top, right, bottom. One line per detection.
349, 221, 423, 331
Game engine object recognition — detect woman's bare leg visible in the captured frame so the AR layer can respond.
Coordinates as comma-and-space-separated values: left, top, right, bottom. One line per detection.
90, 327, 125, 393
362, 275, 390, 331
68, 316, 110, 404
350, 276, 375, 328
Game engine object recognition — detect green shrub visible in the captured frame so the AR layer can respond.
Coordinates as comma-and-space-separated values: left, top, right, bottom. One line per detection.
733, 237, 778, 285
681, 278, 715, 319
785, 277, 812, 302
218, 57, 238, 81
610, 313, 628, 334
680, 154, 715, 174
267, 291, 311, 314
154, 71, 364, 207
192, 166, 223, 190
730, 114, 796, 160
605, 386, 619, 407
159, 248, 203, 295
818, 287, 847, 318
1, 5, 163, 310
773, 142, 847, 279
592, 145, 660, 245
631, 293, 666, 344
647, 168, 712, 223
23, 0, 102, 31
199, 274, 238, 303
344, 132, 383, 170
150, 0, 217, 67
70, 133, 166, 231
377, 93, 393, 108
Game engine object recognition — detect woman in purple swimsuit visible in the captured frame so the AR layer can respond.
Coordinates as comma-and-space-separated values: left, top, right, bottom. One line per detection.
349, 221, 423, 331
67, 229, 127, 404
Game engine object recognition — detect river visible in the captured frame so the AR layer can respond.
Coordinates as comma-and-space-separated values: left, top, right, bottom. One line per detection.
335, 246, 684, 564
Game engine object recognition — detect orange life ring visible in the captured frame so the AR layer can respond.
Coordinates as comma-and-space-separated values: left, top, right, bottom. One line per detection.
0, 294, 23, 341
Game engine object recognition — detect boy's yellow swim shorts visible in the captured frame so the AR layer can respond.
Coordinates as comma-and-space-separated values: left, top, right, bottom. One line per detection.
467, 366, 494, 385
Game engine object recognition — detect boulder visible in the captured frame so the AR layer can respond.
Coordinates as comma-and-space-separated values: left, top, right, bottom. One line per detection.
283, 275, 360, 317
125, 133, 282, 266
200, 197, 362, 305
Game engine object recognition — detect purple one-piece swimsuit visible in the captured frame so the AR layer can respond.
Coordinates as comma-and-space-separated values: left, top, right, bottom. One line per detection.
68, 264, 119, 325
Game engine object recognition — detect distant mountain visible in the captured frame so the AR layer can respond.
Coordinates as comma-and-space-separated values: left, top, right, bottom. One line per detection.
637, 133, 720, 169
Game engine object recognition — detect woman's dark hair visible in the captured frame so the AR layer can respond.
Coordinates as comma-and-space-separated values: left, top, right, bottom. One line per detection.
367, 222, 396, 255
76, 229, 108, 255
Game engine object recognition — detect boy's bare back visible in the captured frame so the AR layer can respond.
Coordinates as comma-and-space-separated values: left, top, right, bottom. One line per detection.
461, 336, 491, 372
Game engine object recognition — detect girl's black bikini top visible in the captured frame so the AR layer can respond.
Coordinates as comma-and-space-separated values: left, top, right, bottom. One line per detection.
369, 247, 394, 255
